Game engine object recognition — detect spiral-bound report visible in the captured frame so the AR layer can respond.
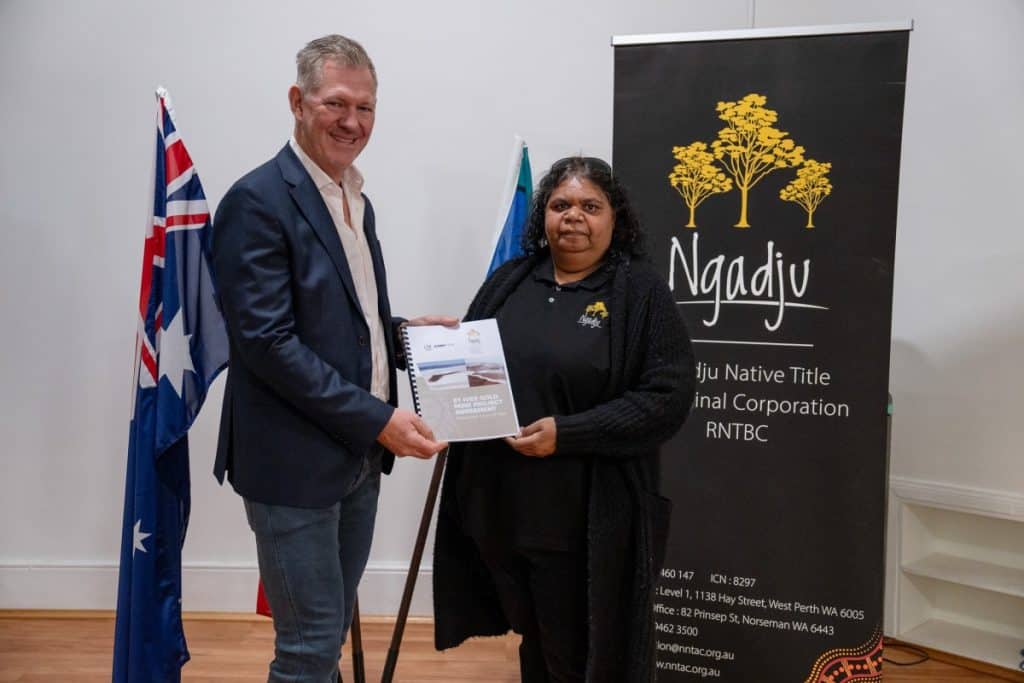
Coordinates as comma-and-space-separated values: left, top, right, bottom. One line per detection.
401, 319, 520, 442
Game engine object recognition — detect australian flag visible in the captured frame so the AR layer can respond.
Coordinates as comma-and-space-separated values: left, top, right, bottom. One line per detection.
113, 88, 228, 682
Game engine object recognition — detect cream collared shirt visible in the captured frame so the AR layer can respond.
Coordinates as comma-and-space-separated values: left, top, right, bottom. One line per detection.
289, 137, 390, 402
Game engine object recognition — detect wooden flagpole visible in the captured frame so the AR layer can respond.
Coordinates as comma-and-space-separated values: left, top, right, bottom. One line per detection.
380, 448, 448, 683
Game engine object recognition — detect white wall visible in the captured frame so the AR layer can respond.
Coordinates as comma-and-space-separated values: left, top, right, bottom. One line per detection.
0, 0, 1020, 616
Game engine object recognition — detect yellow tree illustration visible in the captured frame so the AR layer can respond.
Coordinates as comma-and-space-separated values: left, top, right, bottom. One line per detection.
711, 93, 805, 228
780, 159, 833, 228
669, 142, 733, 228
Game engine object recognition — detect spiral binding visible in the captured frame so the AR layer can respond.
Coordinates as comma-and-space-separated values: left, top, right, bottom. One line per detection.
401, 325, 423, 417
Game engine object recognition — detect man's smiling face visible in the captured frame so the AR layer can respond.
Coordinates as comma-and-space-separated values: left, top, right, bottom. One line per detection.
290, 60, 376, 181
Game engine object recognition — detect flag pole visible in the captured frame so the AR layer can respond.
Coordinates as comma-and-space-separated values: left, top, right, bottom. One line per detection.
349, 598, 366, 683
380, 447, 449, 683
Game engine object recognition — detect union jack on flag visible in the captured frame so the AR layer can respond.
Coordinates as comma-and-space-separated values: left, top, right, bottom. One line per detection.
113, 87, 228, 683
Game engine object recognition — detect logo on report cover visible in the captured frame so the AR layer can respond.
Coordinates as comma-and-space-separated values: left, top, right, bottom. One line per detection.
466, 327, 483, 352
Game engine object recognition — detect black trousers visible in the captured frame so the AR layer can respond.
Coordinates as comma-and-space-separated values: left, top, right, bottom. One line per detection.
475, 540, 587, 683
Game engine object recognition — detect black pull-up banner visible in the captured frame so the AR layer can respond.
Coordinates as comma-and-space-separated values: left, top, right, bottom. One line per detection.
613, 25, 910, 681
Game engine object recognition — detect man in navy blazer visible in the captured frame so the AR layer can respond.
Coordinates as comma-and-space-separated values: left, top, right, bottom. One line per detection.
212, 35, 452, 681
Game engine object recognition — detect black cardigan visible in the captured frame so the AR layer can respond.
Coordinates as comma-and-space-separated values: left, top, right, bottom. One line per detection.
433, 252, 696, 682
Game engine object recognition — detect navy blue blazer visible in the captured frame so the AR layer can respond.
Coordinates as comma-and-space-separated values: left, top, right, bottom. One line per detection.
212, 144, 399, 508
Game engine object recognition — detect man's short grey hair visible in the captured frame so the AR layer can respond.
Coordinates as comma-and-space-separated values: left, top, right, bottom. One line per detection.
296, 34, 377, 93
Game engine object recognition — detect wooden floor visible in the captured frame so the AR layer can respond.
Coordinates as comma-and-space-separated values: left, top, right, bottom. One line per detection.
0, 613, 1020, 682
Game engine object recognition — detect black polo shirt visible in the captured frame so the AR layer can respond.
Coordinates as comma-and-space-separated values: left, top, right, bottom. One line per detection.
456, 258, 613, 551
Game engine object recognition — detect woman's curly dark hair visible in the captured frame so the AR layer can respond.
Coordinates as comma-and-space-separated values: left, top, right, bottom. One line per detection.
522, 156, 645, 262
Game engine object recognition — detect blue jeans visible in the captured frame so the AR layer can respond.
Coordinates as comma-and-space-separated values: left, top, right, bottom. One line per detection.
244, 454, 381, 683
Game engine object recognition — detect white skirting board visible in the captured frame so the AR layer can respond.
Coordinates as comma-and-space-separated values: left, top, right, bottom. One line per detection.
0, 561, 433, 616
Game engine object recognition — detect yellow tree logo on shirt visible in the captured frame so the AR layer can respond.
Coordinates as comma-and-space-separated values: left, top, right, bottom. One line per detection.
585, 301, 609, 319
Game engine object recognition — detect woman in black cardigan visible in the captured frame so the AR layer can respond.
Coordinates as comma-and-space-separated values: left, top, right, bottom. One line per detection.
433, 156, 696, 682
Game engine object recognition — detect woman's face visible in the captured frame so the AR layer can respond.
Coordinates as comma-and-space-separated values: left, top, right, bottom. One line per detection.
544, 175, 615, 267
